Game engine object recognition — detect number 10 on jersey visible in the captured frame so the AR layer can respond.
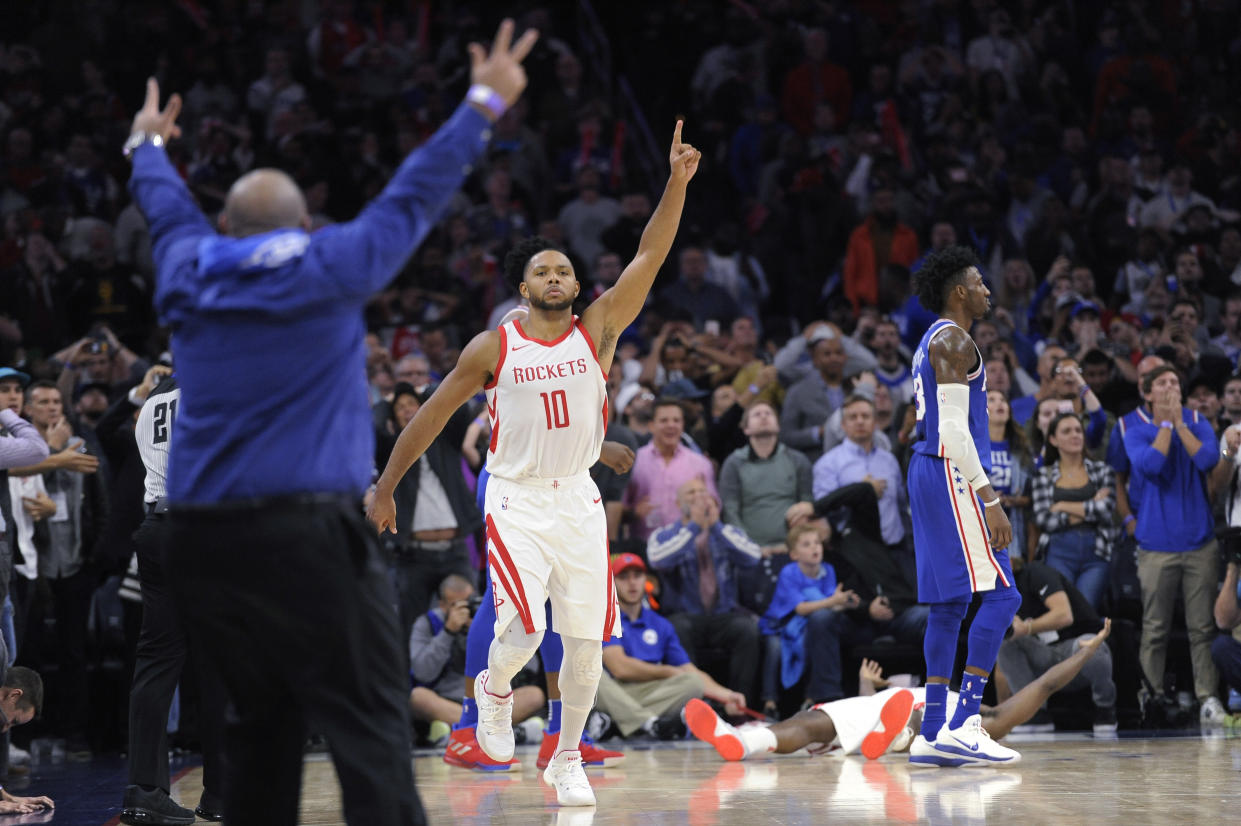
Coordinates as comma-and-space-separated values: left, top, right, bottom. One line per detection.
541, 390, 570, 429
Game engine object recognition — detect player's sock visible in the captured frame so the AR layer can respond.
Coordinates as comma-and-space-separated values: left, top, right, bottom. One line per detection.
546, 698, 562, 735
921, 682, 949, 740
921, 599, 968, 739
455, 697, 478, 732
949, 673, 988, 729
740, 725, 777, 756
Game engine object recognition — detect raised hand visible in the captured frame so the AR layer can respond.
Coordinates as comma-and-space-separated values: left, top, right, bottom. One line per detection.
468, 18, 539, 108
130, 78, 182, 142
859, 658, 889, 688
669, 120, 701, 184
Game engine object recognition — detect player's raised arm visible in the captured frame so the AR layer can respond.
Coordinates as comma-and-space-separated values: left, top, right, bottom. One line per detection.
581, 120, 701, 362
368, 330, 500, 533
929, 325, 1011, 548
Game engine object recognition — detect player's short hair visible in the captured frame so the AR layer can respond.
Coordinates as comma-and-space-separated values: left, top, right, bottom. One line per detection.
3, 666, 43, 717
1141, 364, 1181, 396
913, 245, 981, 314
503, 236, 572, 291
785, 522, 821, 551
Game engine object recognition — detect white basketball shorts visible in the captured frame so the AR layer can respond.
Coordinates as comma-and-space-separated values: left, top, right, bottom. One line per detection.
484, 470, 621, 642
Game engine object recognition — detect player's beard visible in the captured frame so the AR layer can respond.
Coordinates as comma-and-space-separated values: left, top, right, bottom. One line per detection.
529, 293, 574, 312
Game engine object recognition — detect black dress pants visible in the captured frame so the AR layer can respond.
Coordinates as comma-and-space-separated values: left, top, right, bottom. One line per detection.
168, 496, 425, 826
128, 511, 225, 799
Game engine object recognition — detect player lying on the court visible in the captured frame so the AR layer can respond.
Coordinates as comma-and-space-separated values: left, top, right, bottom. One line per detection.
687, 618, 1112, 764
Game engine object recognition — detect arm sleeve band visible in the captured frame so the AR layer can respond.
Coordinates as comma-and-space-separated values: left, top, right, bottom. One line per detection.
937, 383, 990, 490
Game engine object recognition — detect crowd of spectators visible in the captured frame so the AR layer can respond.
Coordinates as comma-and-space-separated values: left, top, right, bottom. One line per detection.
5, 0, 1241, 758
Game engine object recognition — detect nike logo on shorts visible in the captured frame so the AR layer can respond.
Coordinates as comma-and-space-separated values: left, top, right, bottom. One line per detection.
592, 496, 601, 503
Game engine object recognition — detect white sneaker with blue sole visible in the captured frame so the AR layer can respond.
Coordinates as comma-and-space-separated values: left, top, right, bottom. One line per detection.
933, 714, 1021, 765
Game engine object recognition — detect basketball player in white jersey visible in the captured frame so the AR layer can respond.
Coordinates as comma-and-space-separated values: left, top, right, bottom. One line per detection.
370, 122, 700, 806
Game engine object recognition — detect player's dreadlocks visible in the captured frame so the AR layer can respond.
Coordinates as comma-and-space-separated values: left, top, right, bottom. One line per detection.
913, 245, 981, 314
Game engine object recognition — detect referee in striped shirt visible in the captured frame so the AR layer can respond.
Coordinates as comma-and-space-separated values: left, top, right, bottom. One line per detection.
122, 368, 225, 826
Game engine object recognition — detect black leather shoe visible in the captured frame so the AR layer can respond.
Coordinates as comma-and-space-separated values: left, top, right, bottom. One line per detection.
195, 789, 224, 821
119, 785, 196, 826
195, 804, 224, 822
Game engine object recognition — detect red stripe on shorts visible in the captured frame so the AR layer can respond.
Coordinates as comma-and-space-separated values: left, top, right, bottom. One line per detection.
944, 459, 978, 591
486, 514, 535, 633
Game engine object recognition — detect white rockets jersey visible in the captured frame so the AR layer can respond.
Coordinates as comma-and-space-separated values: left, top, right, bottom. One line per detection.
484, 316, 608, 480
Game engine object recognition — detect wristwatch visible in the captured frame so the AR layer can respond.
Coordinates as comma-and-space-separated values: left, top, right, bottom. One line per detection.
122, 131, 164, 160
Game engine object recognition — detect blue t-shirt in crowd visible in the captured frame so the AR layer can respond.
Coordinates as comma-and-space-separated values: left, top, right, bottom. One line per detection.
604, 604, 690, 667
760, 560, 837, 634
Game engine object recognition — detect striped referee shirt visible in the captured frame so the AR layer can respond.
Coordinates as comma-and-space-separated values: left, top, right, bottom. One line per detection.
136, 377, 178, 504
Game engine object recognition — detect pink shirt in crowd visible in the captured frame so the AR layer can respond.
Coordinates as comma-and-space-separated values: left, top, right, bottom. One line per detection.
623, 442, 719, 542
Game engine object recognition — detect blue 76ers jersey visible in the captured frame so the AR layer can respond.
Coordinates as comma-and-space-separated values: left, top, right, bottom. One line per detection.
910, 319, 990, 474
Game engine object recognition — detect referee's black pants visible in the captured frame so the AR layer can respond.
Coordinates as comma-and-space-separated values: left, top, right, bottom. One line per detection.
128, 511, 226, 801
168, 496, 425, 826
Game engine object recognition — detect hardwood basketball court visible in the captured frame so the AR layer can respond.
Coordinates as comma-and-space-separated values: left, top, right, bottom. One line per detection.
148, 730, 1240, 824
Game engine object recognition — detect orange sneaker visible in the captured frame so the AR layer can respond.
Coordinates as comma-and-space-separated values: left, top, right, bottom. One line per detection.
537, 730, 626, 769
442, 727, 521, 772
861, 689, 916, 760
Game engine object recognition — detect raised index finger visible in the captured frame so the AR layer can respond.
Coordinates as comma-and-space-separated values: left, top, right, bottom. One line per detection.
673, 119, 683, 147
143, 77, 161, 112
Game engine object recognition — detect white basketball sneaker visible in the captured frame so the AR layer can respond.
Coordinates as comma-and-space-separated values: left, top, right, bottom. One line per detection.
543, 749, 596, 806
473, 670, 515, 762
936, 714, 1021, 765
909, 733, 971, 767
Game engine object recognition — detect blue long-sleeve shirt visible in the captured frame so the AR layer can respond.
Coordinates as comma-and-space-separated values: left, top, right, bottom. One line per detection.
1122, 407, 1218, 552
129, 102, 493, 503
646, 519, 762, 615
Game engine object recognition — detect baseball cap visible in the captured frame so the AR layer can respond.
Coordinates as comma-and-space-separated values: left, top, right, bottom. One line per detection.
0, 367, 31, 387
661, 378, 710, 400
611, 552, 646, 576
808, 325, 838, 344
1070, 300, 1101, 320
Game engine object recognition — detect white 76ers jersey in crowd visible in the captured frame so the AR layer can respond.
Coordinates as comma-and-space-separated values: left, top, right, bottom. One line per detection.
484, 316, 608, 480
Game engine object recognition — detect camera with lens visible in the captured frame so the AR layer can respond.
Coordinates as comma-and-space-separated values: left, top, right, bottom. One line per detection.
466, 595, 484, 617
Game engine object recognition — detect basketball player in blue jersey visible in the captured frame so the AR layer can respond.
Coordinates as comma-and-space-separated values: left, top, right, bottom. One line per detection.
906, 245, 1022, 766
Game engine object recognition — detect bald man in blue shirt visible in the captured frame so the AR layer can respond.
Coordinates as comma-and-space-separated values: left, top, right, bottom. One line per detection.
125, 21, 538, 826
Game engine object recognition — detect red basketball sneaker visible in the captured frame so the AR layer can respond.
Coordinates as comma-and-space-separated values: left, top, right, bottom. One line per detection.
443, 727, 521, 772
537, 730, 626, 769
861, 689, 916, 760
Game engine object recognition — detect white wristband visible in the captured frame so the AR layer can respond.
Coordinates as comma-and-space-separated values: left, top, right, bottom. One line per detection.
983, 498, 1002, 508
